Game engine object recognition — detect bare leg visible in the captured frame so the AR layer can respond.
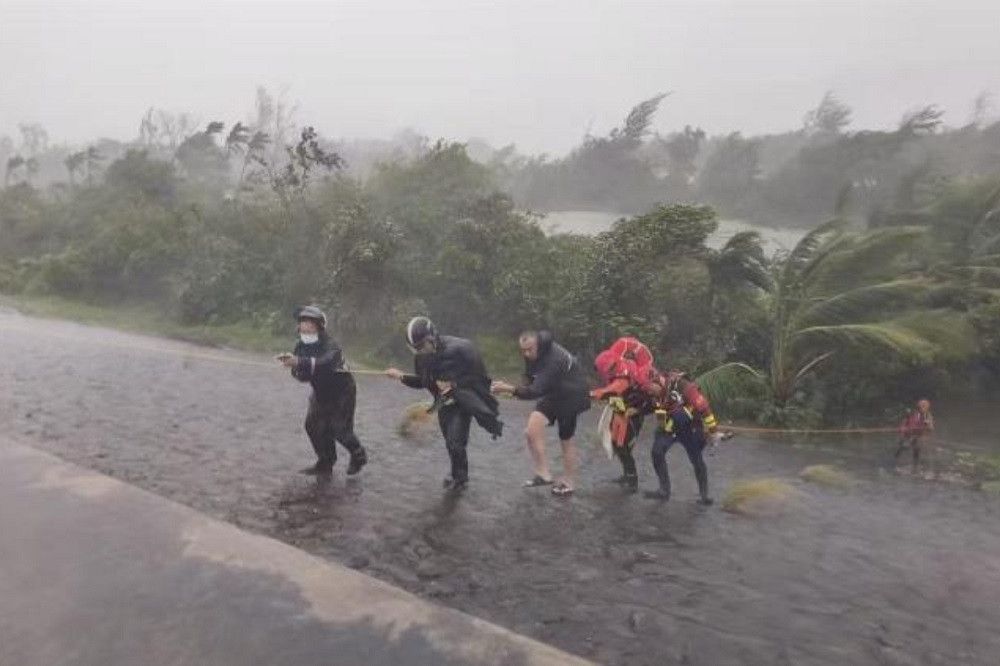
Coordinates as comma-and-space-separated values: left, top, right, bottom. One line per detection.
524, 411, 551, 481
558, 438, 579, 490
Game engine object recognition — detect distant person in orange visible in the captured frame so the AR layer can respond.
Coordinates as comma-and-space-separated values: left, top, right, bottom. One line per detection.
894, 398, 934, 472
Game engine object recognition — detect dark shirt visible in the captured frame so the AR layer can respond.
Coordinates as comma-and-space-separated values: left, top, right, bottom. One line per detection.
513, 333, 590, 412
401, 335, 491, 394
291, 334, 348, 403
399, 335, 502, 435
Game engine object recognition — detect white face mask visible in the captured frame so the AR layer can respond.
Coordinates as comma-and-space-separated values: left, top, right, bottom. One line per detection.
299, 333, 319, 345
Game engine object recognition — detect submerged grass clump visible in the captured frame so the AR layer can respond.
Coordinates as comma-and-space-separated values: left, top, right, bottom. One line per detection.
398, 402, 433, 438
800, 464, 853, 488
981, 481, 1000, 495
722, 478, 796, 515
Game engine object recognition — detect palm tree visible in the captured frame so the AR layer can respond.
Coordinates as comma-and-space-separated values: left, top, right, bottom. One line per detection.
706, 230, 772, 308
697, 219, 977, 423
950, 182, 1000, 283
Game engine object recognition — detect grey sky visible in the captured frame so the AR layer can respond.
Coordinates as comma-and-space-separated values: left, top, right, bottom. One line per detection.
2, 0, 998, 156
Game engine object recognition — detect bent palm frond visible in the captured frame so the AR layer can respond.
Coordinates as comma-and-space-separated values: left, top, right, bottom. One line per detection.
696, 362, 767, 405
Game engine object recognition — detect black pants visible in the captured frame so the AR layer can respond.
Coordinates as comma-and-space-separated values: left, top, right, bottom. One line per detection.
651, 429, 709, 499
614, 413, 645, 481
438, 403, 472, 483
304, 385, 362, 466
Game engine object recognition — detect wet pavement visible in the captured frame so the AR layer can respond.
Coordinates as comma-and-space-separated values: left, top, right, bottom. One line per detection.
0, 439, 590, 666
2, 309, 1000, 665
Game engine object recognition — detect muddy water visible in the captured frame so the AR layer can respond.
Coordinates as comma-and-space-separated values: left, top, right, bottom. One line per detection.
2, 310, 999, 665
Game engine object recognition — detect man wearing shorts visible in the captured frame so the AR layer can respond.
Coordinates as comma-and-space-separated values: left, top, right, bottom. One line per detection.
492, 330, 590, 496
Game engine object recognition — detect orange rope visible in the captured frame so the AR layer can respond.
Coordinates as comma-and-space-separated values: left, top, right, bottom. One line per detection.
722, 427, 972, 453
724, 425, 899, 435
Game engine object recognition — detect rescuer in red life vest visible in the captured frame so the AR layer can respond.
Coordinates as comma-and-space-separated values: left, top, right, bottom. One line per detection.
643, 370, 719, 503
590, 337, 658, 492
659, 370, 720, 446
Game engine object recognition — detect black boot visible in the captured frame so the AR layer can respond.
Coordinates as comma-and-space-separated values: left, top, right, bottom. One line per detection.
442, 476, 468, 492
347, 447, 368, 475
616, 449, 639, 493
695, 465, 713, 505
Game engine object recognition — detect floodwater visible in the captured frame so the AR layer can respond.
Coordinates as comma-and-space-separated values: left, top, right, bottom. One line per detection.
539, 210, 806, 254
2, 310, 999, 665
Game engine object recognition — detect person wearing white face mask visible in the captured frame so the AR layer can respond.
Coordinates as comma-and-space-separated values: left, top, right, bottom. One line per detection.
277, 305, 367, 476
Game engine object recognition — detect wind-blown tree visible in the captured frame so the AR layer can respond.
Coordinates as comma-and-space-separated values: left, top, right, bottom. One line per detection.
557, 204, 719, 358
508, 94, 671, 213
898, 105, 945, 138
104, 150, 178, 205
706, 230, 771, 308
5, 155, 26, 187
367, 140, 493, 261
64, 151, 86, 186
271, 126, 344, 199
426, 193, 549, 335
698, 220, 978, 424
696, 132, 762, 215
802, 91, 852, 137
695, 230, 775, 369
18, 123, 49, 156
878, 177, 1000, 278
892, 179, 1000, 379
65, 146, 104, 187
651, 124, 706, 199
175, 121, 229, 189
938, 181, 1000, 271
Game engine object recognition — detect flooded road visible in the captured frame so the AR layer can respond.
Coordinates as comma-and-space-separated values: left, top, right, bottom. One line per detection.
2, 310, 999, 665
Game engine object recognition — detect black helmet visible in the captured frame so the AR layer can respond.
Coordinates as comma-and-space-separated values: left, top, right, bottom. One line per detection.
295, 305, 327, 329
405, 316, 437, 351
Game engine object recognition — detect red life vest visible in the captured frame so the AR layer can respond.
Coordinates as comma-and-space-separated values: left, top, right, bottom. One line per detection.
899, 410, 933, 437
654, 371, 717, 434
600, 337, 657, 390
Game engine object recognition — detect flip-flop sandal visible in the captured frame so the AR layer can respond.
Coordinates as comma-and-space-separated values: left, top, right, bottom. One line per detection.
523, 475, 554, 488
551, 483, 575, 497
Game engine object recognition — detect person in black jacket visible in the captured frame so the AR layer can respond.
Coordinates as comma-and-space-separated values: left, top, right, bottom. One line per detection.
492, 330, 590, 496
278, 306, 367, 476
384, 316, 503, 491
